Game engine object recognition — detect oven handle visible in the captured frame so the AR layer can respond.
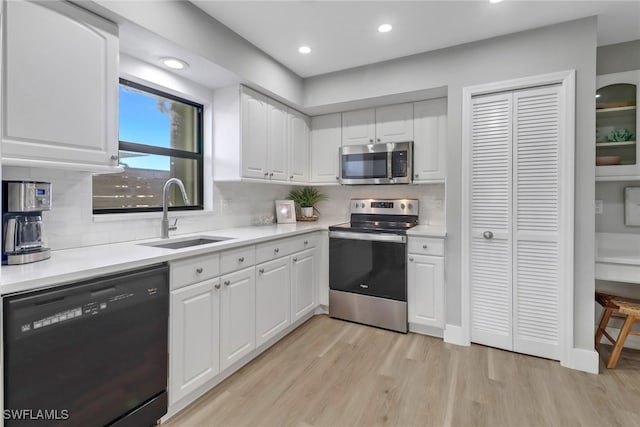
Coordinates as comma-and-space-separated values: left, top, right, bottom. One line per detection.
329, 231, 407, 243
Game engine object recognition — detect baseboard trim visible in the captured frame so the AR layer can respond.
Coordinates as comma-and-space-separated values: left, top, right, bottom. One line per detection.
409, 323, 443, 338
443, 324, 470, 346
562, 348, 599, 374
315, 304, 328, 315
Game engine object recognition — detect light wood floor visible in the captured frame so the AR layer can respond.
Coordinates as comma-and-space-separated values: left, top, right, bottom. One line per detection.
164, 315, 640, 427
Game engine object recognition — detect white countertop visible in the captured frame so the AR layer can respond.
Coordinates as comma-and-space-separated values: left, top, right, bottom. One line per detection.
407, 225, 447, 238
1, 220, 448, 295
0, 222, 330, 295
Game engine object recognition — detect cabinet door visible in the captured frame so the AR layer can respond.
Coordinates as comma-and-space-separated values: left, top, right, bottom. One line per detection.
2, 0, 118, 169
255, 258, 291, 347
170, 279, 220, 405
241, 88, 269, 179
288, 109, 310, 182
291, 248, 316, 322
414, 99, 447, 181
469, 92, 513, 352
310, 113, 342, 183
342, 109, 375, 146
220, 267, 256, 371
375, 103, 414, 143
408, 254, 444, 328
267, 99, 288, 181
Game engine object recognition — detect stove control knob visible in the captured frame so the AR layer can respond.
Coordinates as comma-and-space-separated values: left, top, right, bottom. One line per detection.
401, 203, 406, 210
408, 203, 414, 210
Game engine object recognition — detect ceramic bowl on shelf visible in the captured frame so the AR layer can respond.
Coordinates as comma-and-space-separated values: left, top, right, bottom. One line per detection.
596, 155, 621, 166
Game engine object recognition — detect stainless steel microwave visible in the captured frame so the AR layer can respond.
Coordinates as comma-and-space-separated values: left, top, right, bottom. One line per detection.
339, 141, 413, 185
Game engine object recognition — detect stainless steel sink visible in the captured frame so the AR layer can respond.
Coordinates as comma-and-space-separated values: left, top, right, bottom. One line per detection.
139, 236, 233, 249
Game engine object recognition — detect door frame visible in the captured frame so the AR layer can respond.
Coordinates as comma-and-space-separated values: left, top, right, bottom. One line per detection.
460, 70, 576, 368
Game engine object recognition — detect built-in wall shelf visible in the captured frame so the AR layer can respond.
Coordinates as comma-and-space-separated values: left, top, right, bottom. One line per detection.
595, 175, 640, 182
596, 105, 636, 114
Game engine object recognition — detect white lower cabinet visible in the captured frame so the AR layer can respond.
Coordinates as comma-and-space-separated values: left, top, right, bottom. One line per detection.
170, 278, 220, 405
407, 237, 445, 331
291, 248, 317, 322
256, 257, 291, 347
408, 254, 444, 329
220, 267, 256, 371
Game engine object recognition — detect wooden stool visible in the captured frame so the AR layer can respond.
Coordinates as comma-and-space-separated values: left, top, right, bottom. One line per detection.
595, 291, 640, 368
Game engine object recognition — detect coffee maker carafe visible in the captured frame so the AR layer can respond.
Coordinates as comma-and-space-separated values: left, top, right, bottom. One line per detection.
2, 181, 51, 265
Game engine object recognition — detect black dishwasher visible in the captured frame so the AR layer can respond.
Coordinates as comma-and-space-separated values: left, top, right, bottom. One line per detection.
3, 263, 169, 427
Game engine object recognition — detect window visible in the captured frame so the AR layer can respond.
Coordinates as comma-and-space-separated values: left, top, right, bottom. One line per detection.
93, 79, 203, 214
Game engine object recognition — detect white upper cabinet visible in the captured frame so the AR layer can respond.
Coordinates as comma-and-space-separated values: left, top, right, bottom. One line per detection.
310, 113, 341, 184
241, 88, 269, 179
266, 99, 289, 181
216, 85, 310, 184
595, 70, 640, 180
342, 108, 376, 145
1, 0, 119, 172
288, 109, 310, 182
413, 99, 447, 182
375, 103, 414, 143
342, 104, 414, 146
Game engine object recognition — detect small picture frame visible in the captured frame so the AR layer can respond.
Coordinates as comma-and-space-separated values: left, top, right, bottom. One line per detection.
275, 200, 296, 224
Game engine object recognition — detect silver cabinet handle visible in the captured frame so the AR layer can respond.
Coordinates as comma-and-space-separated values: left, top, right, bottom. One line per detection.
269, 172, 274, 177
483, 231, 494, 240
274, 248, 279, 253
214, 283, 221, 290
409, 258, 414, 262
264, 172, 269, 177
238, 257, 245, 262
377, 138, 381, 142
110, 154, 118, 162
258, 268, 265, 274
196, 267, 203, 274
293, 257, 298, 262
415, 173, 419, 178
304, 240, 308, 245
223, 280, 231, 286
422, 244, 428, 249
290, 175, 294, 179
369, 138, 373, 143
336, 176, 339, 180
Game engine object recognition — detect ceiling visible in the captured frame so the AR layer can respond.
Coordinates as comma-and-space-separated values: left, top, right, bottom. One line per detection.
191, 0, 640, 78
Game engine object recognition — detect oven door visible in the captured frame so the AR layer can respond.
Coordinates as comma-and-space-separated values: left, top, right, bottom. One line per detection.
329, 231, 407, 301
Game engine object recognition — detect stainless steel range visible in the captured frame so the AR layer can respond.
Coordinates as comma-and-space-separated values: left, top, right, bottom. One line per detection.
328, 198, 419, 333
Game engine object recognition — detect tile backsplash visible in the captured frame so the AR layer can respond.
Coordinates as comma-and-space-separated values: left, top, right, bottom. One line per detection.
2, 166, 445, 250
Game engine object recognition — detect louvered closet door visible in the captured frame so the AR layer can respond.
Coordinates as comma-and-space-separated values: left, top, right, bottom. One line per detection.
512, 86, 562, 360
469, 93, 514, 351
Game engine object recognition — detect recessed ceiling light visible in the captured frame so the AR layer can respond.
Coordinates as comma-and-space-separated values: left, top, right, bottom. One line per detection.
378, 24, 393, 33
298, 46, 311, 54
489, 0, 503, 3
161, 57, 188, 70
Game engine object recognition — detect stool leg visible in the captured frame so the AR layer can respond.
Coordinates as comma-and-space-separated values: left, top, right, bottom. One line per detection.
595, 307, 613, 349
607, 315, 635, 369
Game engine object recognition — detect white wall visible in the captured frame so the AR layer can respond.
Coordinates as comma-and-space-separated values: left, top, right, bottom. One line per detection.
306, 18, 598, 351
81, 0, 304, 106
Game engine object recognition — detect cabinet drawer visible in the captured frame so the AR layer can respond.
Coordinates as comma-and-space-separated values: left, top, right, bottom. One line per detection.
220, 246, 256, 275
408, 237, 444, 256
255, 239, 292, 264
171, 253, 220, 290
290, 233, 317, 253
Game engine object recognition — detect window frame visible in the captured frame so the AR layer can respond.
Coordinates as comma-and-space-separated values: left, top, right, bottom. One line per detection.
93, 78, 204, 214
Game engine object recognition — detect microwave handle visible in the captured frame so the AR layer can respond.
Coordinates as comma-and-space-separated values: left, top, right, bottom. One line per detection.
5, 218, 16, 253
387, 151, 393, 179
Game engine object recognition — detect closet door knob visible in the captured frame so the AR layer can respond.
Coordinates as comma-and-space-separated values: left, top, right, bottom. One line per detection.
483, 231, 494, 240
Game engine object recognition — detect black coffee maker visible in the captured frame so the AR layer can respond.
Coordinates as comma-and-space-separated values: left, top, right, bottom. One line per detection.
2, 181, 52, 265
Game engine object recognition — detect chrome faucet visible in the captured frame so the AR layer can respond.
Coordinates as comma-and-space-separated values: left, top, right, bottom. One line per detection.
162, 178, 190, 239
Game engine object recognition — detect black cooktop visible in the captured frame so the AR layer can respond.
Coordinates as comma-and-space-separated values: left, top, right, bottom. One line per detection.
329, 214, 418, 235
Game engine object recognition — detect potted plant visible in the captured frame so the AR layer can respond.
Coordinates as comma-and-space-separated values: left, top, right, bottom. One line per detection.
287, 186, 327, 218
